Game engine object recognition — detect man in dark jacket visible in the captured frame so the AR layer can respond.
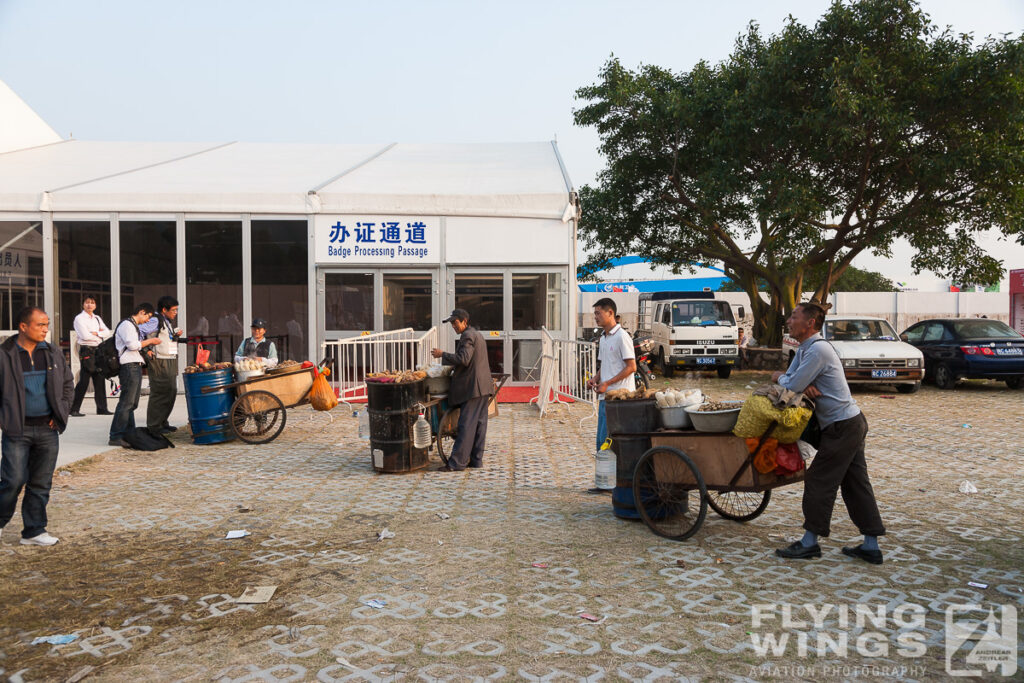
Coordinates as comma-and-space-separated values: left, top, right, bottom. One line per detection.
0, 307, 74, 546
431, 309, 492, 471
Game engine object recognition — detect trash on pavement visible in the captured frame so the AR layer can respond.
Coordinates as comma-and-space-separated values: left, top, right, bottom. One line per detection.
435, 513, 450, 520
225, 529, 250, 539
237, 504, 254, 513
579, 613, 605, 623
362, 599, 387, 609
378, 528, 396, 541
962, 423, 972, 428
531, 562, 549, 569
958, 480, 979, 494
235, 586, 277, 604
31, 634, 78, 645
967, 581, 989, 589
336, 657, 357, 670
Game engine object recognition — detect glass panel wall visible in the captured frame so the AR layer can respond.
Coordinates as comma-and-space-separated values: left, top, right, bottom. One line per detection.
0, 221, 44, 333
382, 273, 432, 331
324, 272, 373, 331
120, 220, 176, 321
186, 221, 242, 362
454, 274, 503, 330
251, 220, 308, 361
512, 272, 561, 331
56, 221, 111, 353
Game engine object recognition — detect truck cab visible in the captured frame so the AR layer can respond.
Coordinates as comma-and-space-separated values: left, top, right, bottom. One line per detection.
638, 291, 742, 379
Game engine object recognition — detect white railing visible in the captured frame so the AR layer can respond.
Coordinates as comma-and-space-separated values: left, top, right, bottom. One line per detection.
533, 327, 598, 426
322, 327, 439, 407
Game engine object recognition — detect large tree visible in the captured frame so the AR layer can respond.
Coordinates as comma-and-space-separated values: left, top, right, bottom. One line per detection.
574, 0, 1024, 345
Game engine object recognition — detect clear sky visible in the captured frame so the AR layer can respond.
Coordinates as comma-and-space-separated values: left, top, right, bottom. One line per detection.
2, 0, 1022, 289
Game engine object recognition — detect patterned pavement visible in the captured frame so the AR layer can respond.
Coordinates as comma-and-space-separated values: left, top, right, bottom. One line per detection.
0, 372, 1021, 682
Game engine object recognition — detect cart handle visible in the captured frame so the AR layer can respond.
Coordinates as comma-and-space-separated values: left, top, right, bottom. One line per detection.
728, 420, 778, 488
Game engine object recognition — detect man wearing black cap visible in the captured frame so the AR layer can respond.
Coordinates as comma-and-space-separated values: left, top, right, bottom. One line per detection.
235, 319, 278, 365
431, 309, 492, 471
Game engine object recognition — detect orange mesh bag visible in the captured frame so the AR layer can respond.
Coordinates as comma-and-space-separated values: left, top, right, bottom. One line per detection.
752, 438, 779, 474
309, 367, 338, 411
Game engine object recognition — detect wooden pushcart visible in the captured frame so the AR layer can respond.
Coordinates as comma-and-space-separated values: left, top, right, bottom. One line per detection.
630, 427, 805, 541
201, 360, 328, 444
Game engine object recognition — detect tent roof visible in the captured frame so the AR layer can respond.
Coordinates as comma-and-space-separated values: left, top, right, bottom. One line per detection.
0, 81, 62, 155
0, 139, 573, 218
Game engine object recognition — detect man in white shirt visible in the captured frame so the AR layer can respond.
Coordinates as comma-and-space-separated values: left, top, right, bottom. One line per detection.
108, 303, 160, 448
586, 298, 636, 450
139, 295, 182, 435
70, 295, 112, 417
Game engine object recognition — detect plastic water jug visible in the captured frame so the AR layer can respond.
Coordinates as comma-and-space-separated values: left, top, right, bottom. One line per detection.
413, 411, 432, 450
356, 409, 369, 440
595, 437, 616, 490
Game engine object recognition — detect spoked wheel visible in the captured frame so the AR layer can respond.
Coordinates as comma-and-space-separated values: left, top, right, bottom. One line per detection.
707, 489, 771, 522
434, 407, 460, 465
231, 390, 286, 444
632, 447, 708, 541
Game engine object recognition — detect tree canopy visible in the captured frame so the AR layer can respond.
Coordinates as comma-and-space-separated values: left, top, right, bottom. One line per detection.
719, 264, 896, 292
574, 0, 1024, 344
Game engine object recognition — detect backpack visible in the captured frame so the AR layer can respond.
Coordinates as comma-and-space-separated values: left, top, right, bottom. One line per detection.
95, 319, 140, 379
122, 427, 174, 451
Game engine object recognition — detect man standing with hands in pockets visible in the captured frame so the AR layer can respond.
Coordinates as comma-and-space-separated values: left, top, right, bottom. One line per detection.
587, 298, 636, 451
0, 307, 73, 545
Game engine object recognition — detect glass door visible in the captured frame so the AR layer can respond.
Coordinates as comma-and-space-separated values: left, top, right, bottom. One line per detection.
319, 268, 439, 343
319, 270, 374, 341
447, 268, 568, 381
449, 271, 506, 374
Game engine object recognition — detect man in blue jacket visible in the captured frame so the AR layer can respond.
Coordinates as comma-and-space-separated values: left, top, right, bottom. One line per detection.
0, 307, 74, 546
431, 309, 493, 471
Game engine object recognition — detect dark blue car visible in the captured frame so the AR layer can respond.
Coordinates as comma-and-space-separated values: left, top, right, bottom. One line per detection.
900, 318, 1024, 390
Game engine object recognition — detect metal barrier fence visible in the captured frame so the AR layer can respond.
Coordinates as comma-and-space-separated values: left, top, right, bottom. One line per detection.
533, 327, 598, 425
322, 327, 439, 406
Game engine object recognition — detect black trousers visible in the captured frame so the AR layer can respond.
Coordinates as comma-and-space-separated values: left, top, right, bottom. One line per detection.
449, 395, 489, 470
71, 346, 108, 413
802, 412, 885, 538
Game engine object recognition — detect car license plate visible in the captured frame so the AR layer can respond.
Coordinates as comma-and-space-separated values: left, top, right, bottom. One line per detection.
696, 357, 715, 365
871, 369, 898, 378
995, 348, 1023, 356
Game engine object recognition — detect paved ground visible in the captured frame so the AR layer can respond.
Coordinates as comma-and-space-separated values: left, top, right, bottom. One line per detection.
0, 372, 1021, 682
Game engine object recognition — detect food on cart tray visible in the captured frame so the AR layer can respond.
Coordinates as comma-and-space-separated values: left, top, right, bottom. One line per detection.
267, 359, 300, 374
694, 400, 743, 412
235, 358, 265, 372
655, 388, 702, 408
366, 370, 428, 383
183, 361, 233, 374
604, 387, 659, 401
423, 363, 453, 378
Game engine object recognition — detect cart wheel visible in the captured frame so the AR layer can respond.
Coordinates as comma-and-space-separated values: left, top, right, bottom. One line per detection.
231, 390, 286, 444
707, 489, 771, 522
632, 447, 708, 541
434, 407, 460, 465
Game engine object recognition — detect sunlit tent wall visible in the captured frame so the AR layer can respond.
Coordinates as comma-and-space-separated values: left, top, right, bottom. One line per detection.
0, 137, 578, 383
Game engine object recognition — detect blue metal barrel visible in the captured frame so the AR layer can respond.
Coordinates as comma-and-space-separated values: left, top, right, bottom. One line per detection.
183, 369, 236, 445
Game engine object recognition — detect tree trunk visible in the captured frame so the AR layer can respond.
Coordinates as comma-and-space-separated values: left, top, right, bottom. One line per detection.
743, 273, 802, 348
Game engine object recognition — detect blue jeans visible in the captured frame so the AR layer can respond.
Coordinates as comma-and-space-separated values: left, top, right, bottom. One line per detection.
110, 362, 143, 440
596, 400, 608, 451
0, 424, 60, 538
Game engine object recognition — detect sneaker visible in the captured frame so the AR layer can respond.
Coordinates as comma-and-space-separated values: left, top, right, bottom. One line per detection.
96, 409, 113, 416
161, 425, 178, 433
107, 438, 131, 448
21, 532, 59, 546
70, 411, 86, 417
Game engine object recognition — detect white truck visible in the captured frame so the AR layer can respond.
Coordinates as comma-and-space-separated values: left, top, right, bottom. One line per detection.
638, 291, 743, 379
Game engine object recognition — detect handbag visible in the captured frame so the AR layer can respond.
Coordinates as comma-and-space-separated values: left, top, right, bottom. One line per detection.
800, 412, 821, 450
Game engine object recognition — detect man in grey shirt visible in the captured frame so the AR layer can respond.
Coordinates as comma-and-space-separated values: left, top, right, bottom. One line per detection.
770, 302, 886, 564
